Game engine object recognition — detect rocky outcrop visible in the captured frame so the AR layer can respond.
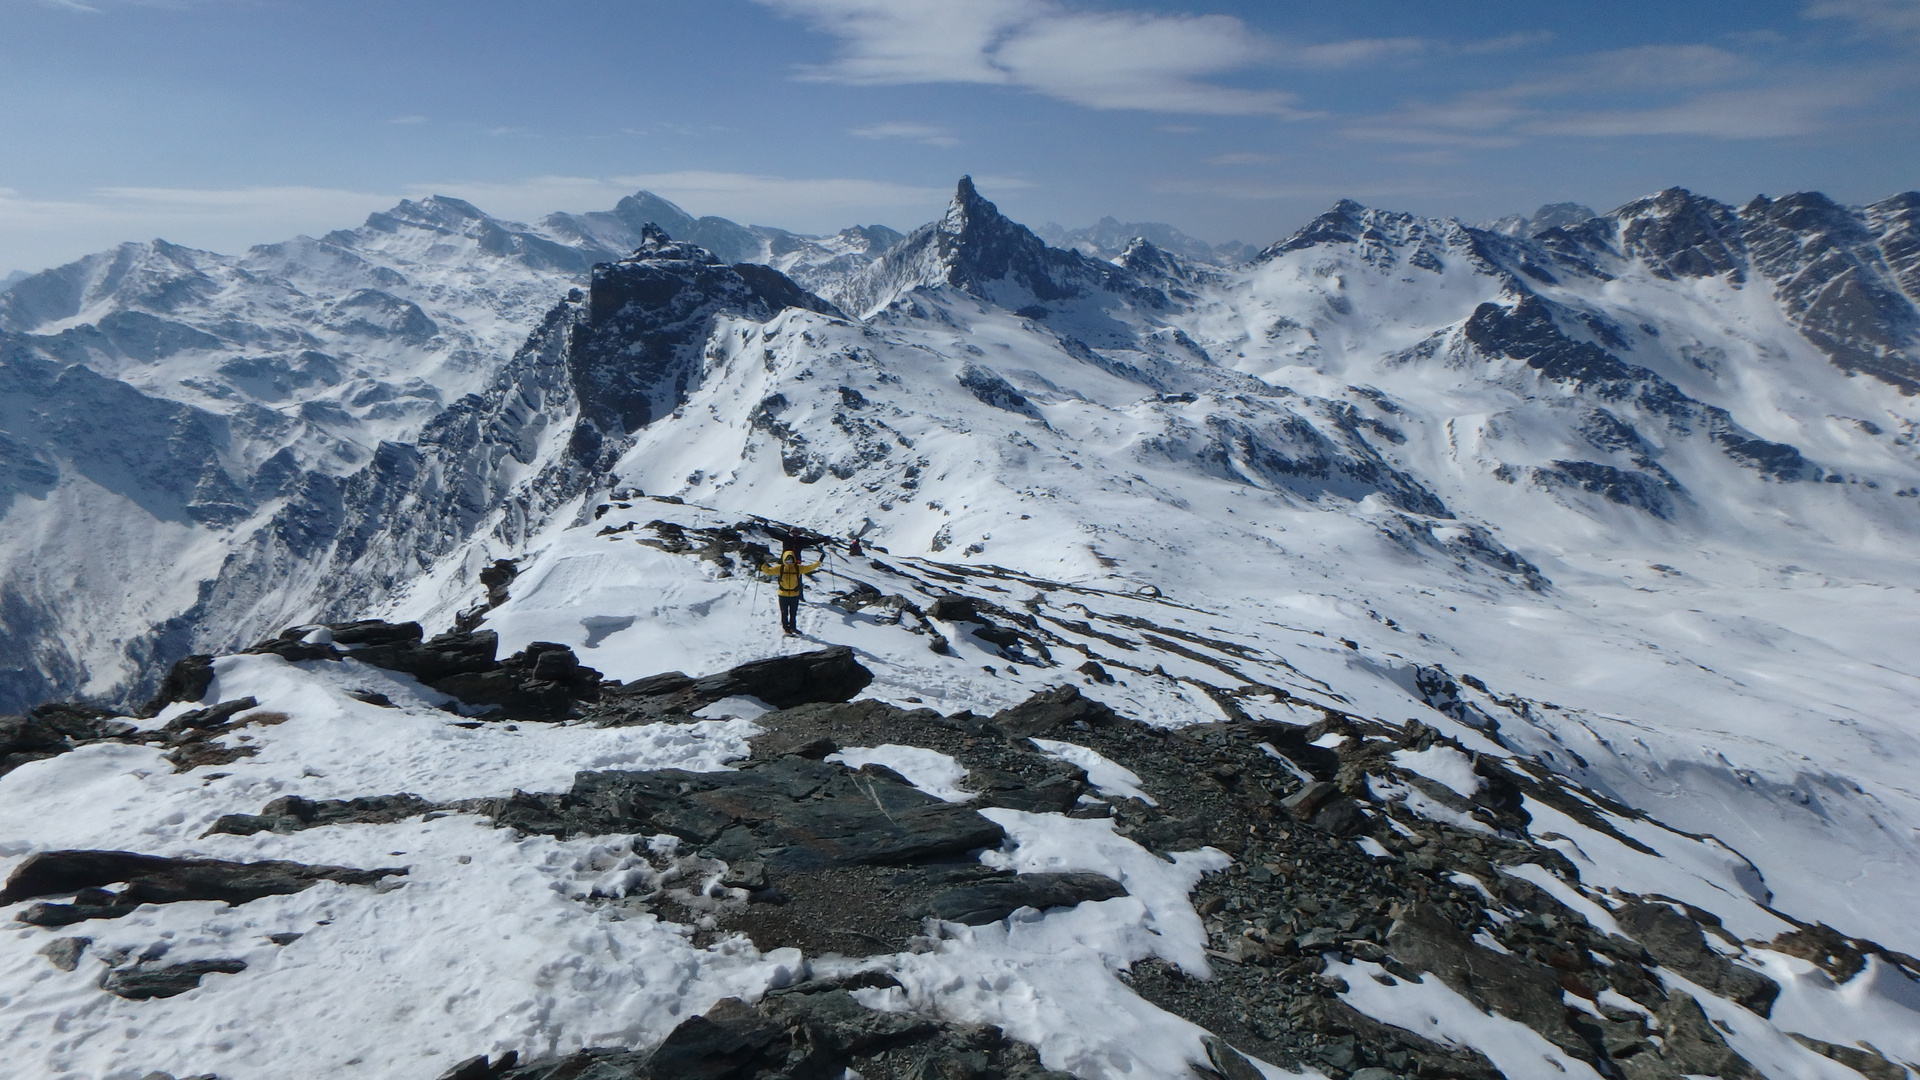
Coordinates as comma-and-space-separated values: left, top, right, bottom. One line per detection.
439, 977, 1073, 1080
586, 644, 873, 724
2, 849, 405, 927
246, 621, 604, 720
0, 702, 135, 777
481, 754, 1005, 870
568, 227, 843, 469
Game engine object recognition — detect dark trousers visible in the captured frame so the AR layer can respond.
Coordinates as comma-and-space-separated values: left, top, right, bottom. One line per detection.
778, 594, 800, 633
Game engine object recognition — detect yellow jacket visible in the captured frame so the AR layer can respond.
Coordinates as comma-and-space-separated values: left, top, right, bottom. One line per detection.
760, 557, 823, 597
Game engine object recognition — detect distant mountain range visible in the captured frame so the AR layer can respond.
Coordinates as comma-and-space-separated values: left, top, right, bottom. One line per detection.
5, 175, 1920, 1080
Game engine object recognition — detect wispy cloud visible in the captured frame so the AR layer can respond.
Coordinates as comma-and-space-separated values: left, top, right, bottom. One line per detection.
753, 0, 1315, 116
1342, 40, 1901, 146
850, 121, 959, 146
1804, 0, 1920, 36
1458, 31, 1554, 55
1293, 37, 1426, 69
388, 115, 429, 125
1205, 152, 1278, 165
1521, 80, 1887, 138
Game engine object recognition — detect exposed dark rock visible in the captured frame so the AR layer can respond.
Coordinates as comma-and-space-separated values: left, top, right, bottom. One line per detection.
3, 849, 405, 925
588, 645, 873, 724
0, 701, 141, 776
464, 975, 1071, 1080
485, 755, 1003, 871
102, 959, 248, 1000
569, 227, 843, 470
163, 697, 259, 733
332, 619, 426, 646
1650, 991, 1762, 1079
927, 594, 979, 622
1788, 1034, 1908, 1080
1386, 902, 1592, 1060
985, 685, 1118, 740
142, 653, 215, 715
921, 872, 1127, 925
39, 934, 89, 971
204, 793, 435, 837
1615, 901, 1779, 1015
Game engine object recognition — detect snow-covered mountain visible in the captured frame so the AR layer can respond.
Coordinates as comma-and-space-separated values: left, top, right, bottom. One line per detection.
4, 176, 1920, 1080
1037, 216, 1254, 265
1479, 202, 1600, 238
0, 191, 897, 712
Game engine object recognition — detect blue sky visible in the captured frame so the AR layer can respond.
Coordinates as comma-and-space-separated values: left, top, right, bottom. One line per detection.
2, 0, 1916, 272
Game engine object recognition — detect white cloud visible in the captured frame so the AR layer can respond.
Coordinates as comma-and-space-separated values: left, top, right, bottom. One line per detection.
754, 0, 1311, 116
388, 114, 429, 125
1340, 40, 1897, 146
1805, 0, 1920, 35
1205, 152, 1278, 165
1458, 31, 1554, 55
850, 121, 959, 146
1294, 37, 1427, 68
1521, 81, 1884, 138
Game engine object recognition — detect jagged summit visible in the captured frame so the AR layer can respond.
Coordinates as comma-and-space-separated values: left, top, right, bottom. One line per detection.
846, 176, 1155, 320
618, 222, 723, 266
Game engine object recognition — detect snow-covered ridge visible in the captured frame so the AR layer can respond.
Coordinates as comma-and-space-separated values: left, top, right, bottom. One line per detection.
3, 492, 1917, 1079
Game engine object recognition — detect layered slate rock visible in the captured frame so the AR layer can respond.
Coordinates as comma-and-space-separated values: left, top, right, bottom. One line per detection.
205, 793, 436, 838
0, 702, 136, 777
438, 976, 1073, 1080
2, 849, 406, 926
246, 621, 604, 721
920, 872, 1128, 926
482, 754, 1003, 871
585, 644, 874, 724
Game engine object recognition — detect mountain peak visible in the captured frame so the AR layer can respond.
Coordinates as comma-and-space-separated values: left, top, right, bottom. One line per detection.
1609, 188, 1744, 281
619, 222, 722, 266
942, 175, 998, 235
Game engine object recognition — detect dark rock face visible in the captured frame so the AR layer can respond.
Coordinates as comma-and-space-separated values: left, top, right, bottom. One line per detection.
1465, 293, 1811, 483
2, 849, 405, 926
983, 684, 1117, 740
102, 959, 249, 1000
570, 227, 843, 468
484, 755, 1004, 871
1744, 190, 1920, 394
246, 621, 605, 721
1614, 901, 1779, 1014
205, 793, 435, 838
142, 653, 215, 715
1385, 902, 1589, 1058
1614, 188, 1748, 281
0, 702, 136, 777
922, 872, 1127, 925
956, 363, 1039, 417
587, 645, 873, 724
442, 977, 1072, 1080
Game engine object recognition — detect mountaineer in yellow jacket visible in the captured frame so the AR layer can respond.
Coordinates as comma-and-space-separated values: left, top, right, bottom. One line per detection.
760, 549, 824, 636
